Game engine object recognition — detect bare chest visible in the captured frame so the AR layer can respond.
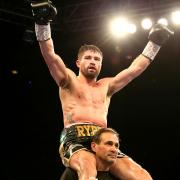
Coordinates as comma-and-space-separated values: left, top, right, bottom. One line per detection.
76, 85, 107, 104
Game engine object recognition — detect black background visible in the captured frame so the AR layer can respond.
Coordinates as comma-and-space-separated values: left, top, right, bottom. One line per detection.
1, 0, 180, 179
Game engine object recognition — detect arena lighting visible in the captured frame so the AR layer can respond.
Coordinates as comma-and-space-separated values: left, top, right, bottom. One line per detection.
11, 70, 18, 75
127, 23, 137, 34
157, 18, 168, 26
110, 17, 129, 38
109, 9, 180, 38
110, 17, 137, 38
141, 18, 153, 30
171, 10, 180, 25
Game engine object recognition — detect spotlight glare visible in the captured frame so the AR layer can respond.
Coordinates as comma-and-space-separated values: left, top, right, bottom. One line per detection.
172, 10, 180, 25
110, 17, 129, 38
141, 18, 153, 30
127, 23, 137, 34
157, 18, 168, 26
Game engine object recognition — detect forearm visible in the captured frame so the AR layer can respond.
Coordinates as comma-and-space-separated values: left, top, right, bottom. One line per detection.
131, 23, 174, 77
35, 23, 58, 64
128, 54, 150, 77
38, 37, 56, 63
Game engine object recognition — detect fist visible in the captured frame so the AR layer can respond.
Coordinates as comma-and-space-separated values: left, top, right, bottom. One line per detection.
31, 1, 57, 25
148, 23, 174, 46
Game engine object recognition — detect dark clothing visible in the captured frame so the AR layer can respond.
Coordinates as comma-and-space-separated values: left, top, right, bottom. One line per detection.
60, 167, 120, 180
59, 123, 126, 167
59, 123, 101, 166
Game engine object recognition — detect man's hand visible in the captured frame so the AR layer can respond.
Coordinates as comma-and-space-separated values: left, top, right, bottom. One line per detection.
31, 0, 57, 25
142, 23, 174, 61
31, 1, 57, 41
148, 23, 174, 46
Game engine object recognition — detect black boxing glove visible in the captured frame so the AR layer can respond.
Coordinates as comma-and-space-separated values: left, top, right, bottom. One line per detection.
31, 0, 57, 25
31, 1, 57, 41
142, 23, 174, 61
148, 23, 174, 46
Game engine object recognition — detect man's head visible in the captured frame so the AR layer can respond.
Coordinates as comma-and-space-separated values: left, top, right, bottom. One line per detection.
91, 128, 120, 166
76, 44, 103, 79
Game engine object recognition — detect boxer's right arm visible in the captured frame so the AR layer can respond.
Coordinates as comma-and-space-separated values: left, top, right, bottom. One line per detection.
31, 1, 70, 88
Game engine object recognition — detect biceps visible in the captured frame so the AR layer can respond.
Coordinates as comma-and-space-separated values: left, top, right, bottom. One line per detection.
47, 56, 69, 87
108, 70, 134, 95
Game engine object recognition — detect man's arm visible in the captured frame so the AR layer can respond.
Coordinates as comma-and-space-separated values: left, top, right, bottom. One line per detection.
31, 1, 70, 87
108, 24, 174, 96
108, 54, 150, 96
38, 39, 70, 87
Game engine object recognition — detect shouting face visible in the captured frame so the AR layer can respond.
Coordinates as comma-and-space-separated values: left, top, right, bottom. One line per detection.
76, 50, 103, 79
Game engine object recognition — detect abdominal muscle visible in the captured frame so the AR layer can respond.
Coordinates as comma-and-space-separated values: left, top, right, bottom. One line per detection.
60, 78, 111, 128
63, 101, 108, 128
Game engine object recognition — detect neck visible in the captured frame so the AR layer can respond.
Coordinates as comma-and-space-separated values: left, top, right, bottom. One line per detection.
77, 73, 97, 84
96, 158, 111, 172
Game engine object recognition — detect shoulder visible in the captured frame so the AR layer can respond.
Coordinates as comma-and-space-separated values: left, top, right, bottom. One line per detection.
98, 77, 113, 85
66, 68, 77, 78
60, 68, 77, 89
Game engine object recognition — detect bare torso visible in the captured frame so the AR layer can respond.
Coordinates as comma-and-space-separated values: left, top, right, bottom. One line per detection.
59, 76, 111, 128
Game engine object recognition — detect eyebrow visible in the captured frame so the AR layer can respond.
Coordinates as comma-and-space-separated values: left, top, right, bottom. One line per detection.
94, 57, 101, 60
105, 141, 119, 147
84, 55, 91, 58
84, 55, 101, 61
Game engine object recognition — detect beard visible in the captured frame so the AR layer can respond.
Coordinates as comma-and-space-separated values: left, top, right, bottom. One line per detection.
82, 68, 100, 79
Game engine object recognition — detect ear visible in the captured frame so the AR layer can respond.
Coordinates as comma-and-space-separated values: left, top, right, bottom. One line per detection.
91, 142, 97, 153
76, 59, 80, 68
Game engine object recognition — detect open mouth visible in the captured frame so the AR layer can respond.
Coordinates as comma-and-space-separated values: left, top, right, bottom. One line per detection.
88, 66, 96, 70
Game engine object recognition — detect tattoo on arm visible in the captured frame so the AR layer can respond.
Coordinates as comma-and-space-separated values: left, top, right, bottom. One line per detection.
67, 112, 75, 123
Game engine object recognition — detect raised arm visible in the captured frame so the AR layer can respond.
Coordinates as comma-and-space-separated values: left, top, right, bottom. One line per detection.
31, 1, 70, 87
108, 23, 174, 96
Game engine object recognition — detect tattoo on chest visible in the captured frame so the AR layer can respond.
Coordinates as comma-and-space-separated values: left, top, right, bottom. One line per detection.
67, 112, 75, 123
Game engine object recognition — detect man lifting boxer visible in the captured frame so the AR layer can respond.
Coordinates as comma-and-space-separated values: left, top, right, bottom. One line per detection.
60, 128, 121, 180
31, 1, 174, 180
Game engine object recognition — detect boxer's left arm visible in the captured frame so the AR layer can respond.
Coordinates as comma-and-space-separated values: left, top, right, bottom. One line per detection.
107, 23, 174, 96
107, 54, 150, 96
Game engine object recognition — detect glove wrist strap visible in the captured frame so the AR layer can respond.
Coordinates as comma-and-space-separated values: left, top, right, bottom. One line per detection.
142, 41, 161, 62
35, 23, 51, 41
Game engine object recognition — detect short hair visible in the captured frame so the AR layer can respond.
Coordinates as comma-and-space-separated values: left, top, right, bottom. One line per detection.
92, 128, 120, 144
77, 44, 103, 59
